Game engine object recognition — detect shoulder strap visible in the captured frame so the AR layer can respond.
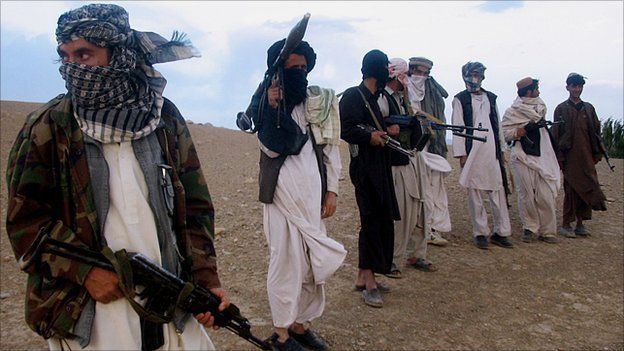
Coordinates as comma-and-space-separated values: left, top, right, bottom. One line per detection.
356, 87, 384, 131
308, 128, 328, 203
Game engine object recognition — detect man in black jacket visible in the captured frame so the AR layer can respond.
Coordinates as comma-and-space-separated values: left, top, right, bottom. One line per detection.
340, 50, 400, 308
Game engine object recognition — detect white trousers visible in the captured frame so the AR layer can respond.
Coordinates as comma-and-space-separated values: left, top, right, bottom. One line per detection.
511, 161, 558, 235
48, 317, 214, 351
424, 169, 452, 233
467, 188, 512, 237
264, 203, 325, 328
391, 159, 427, 270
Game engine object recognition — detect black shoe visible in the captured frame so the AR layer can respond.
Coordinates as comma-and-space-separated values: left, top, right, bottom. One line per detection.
521, 229, 536, 243
474, 235, 489, 249
490, 233, 513, 248
270, 334, 304, 351
288, 329, 328, 351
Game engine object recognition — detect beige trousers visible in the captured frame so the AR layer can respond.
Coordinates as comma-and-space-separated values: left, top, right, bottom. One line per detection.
511, 161, 558, 235
391, 156, 427, 271
467, 188, 512, 237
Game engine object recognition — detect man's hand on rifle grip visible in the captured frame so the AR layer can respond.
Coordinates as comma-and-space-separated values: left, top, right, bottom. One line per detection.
267, 79, 282, 109
195, 287, 230, 330
593, 155, 602, 165
370, 131, 387, 147
386, 124, 400, 137
516, 127, 527, 138
84, 267, 124, 303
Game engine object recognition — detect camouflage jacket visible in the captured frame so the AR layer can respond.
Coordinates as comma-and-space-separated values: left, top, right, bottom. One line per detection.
5, 94, 219, 339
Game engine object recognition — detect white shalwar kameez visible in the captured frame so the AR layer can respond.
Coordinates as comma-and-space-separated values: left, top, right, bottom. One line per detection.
378, 88, 428, 268
49, 142, 214, 351
408, 82, 452, 235
263, 104, 346, 328
502, 97, 561, 235
452, 93, 511, 238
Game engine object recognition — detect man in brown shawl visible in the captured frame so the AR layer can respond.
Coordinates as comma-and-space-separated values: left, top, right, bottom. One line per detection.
552, 73, 607, 238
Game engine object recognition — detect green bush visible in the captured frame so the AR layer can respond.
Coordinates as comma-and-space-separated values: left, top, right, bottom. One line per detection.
602, 117, 624, 159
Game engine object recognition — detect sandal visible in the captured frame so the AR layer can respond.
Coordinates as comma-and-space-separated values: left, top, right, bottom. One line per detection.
384, 269, 402, 279
406, 258, 438, 272
354, 281, 391, 293
362, 288, 383, 308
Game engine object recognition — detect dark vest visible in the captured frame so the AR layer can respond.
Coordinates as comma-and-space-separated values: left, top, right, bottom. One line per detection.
381, 90, 412, 166
455, 89, 511, 200
455, 89, 501, 160
520, 122, 541, 156
517, 120, 558, 157
258, 129, 327, 204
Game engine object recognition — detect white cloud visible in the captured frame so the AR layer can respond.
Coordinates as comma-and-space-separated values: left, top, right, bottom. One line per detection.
0, 1, 72, 42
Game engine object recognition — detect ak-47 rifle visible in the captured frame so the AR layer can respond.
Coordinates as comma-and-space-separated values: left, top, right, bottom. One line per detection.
596, 132, 616, 172
415, 109, 490, 143
519, 119, 565, 146
385, 111, 489, 152
20, 230, 272, 351
236, 13, 311, 133
356, 124, 415, 157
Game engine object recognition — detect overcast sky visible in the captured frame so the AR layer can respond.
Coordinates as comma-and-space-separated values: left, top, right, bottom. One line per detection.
1, 1, 622, 130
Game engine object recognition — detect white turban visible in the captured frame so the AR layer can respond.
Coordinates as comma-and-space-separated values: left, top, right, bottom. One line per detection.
388, 57, 409, 88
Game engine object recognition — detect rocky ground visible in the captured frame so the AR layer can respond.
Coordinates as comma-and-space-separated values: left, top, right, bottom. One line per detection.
1, 100, 622, 350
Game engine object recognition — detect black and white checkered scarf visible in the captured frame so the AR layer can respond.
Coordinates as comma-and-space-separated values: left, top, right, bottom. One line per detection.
56, 4, 199, 143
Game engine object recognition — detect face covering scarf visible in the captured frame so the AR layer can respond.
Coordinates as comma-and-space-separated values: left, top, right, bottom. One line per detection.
408, 75, 427, 103
282, 68, 309, 109
463, 75, 484, 93
461, 62, 486, 93
56, 4, 200, 143
59, 47, 162, 143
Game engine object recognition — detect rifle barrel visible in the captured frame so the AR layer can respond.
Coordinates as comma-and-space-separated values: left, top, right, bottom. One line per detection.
452, 132, 487, 143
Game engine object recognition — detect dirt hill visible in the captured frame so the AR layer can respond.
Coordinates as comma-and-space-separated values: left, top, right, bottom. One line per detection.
1, 100, 622, 350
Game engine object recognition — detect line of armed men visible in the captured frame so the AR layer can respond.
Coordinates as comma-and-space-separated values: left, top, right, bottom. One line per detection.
5, 4, 611, 351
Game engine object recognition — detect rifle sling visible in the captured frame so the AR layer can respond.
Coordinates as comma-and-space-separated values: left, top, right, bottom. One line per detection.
356, 87, 385, 132
100, 247, 174, 324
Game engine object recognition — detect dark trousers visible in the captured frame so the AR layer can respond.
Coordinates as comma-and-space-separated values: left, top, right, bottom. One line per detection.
358, 214, 394, 274
563, 179, 592, 225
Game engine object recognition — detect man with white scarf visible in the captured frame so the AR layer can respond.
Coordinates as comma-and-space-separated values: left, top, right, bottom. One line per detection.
255, 39, 346, 351
451, 62, 514, 250
407, 57, 452, 247
378, 58, 437, 277
501, 77, 561, 243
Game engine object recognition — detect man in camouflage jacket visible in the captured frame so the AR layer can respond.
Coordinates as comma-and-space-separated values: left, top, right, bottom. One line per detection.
5, 4, 227, 349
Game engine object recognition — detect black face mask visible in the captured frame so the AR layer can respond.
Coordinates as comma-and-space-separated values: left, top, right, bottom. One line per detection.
374, 68, 390, 92
282, 68, 308, 108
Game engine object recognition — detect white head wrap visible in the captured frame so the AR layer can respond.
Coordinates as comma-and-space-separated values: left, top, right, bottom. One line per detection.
388, 58, 409, 88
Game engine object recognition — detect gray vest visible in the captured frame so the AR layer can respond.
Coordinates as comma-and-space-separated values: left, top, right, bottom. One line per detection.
72, 129, 188, 347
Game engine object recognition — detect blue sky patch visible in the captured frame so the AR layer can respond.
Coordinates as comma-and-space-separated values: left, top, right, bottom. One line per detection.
478, 1, 524, 13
